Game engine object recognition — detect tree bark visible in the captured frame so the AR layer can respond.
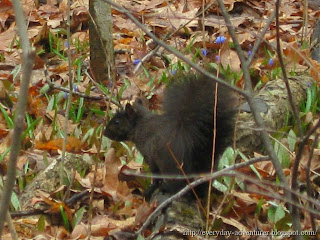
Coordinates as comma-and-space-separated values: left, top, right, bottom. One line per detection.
89, 0, 115, 83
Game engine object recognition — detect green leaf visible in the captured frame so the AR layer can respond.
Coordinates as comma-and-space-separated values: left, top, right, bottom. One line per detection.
221, 199, 235, 215
120, 142, 133, 158
60, 205, 70, 231
212, 179, 228, 192
89, 108, 105, 116
76, 97, 84, 123
135, 151, 144, 164
22, 115, 42, 139
218, 147, 236, 170
72, 206, 86, 228
287, 130, 296, 152
215, 147, 237, 190
255, 198, 264, 216
274, 205, 285, 223
0, 104, 13, 128
0, 147, 11, 162
37, 215, 46, 231
137, 234, 145, 240
124, 200, 131, 207
40, 84, 50, 95
24, 160, 29, 174
11, 64, 21, 81
268, 206, 276, 223
267, 202, 285, 223
11, 191, 21, 211
305, 87, 312, 113
82, 128, 94, 144
274, 141, 290, 168
118, 78, 131, 99
239, 151, 262, 180
47, 96, 55, 111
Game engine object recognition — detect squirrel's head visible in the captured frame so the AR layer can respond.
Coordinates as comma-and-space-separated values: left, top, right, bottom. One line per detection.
104, 103, 139, 141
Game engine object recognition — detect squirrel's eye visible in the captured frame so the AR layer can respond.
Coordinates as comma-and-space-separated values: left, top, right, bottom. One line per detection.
114, 119, 120, 125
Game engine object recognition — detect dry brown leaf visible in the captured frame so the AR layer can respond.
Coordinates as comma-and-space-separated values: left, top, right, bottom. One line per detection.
220, 215, 249, 237
45, 112, 78, 134
220, 48, 241, 72
90, 216, 119, 236
0, 129, 12, 154
0, 0, 13, 30
35, 136, 83, 153
134, 201, 155, 227
91, 215, 135, 236
0, 25, 16, 51
70, 223, 88, 239
100, 148, 133, 201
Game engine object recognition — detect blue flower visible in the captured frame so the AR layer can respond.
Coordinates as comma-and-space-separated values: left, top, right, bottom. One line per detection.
133, 59, 141, 65
215, 55, 220, 62
248, 50, 252, 56
171, 70, 176, 75
73, 85, 78, 92
268, 58, 274, 67
215, 36, 226, 44
201, 48, 208, 56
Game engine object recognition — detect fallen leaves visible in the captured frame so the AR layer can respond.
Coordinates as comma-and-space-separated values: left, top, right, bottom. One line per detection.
0, 0, 319, 238
35, 136, 83, 153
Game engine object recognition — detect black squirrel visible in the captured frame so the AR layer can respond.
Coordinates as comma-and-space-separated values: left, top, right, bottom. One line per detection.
104, 72, 236, 195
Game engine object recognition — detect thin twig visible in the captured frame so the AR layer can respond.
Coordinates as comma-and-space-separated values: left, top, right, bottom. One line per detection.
48, 82, 121, 107
122, 156, 270, 180
0, 0, 35, 234
275, 1, 303, 138
0, 191, 18, 240
306, 133, 319, 238
59, 0, 74, 187
275, 0, 303, 232
291, 117, 320, 194
247, 9, 277, 66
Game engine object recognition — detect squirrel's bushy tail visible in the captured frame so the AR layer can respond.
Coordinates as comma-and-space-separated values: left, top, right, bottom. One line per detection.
162, 73, 236, 171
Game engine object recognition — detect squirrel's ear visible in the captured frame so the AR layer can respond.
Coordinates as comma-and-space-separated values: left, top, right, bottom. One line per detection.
125, 103, 135, 117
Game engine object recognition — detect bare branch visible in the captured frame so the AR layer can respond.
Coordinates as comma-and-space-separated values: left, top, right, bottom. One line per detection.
0, 0, 36, 235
